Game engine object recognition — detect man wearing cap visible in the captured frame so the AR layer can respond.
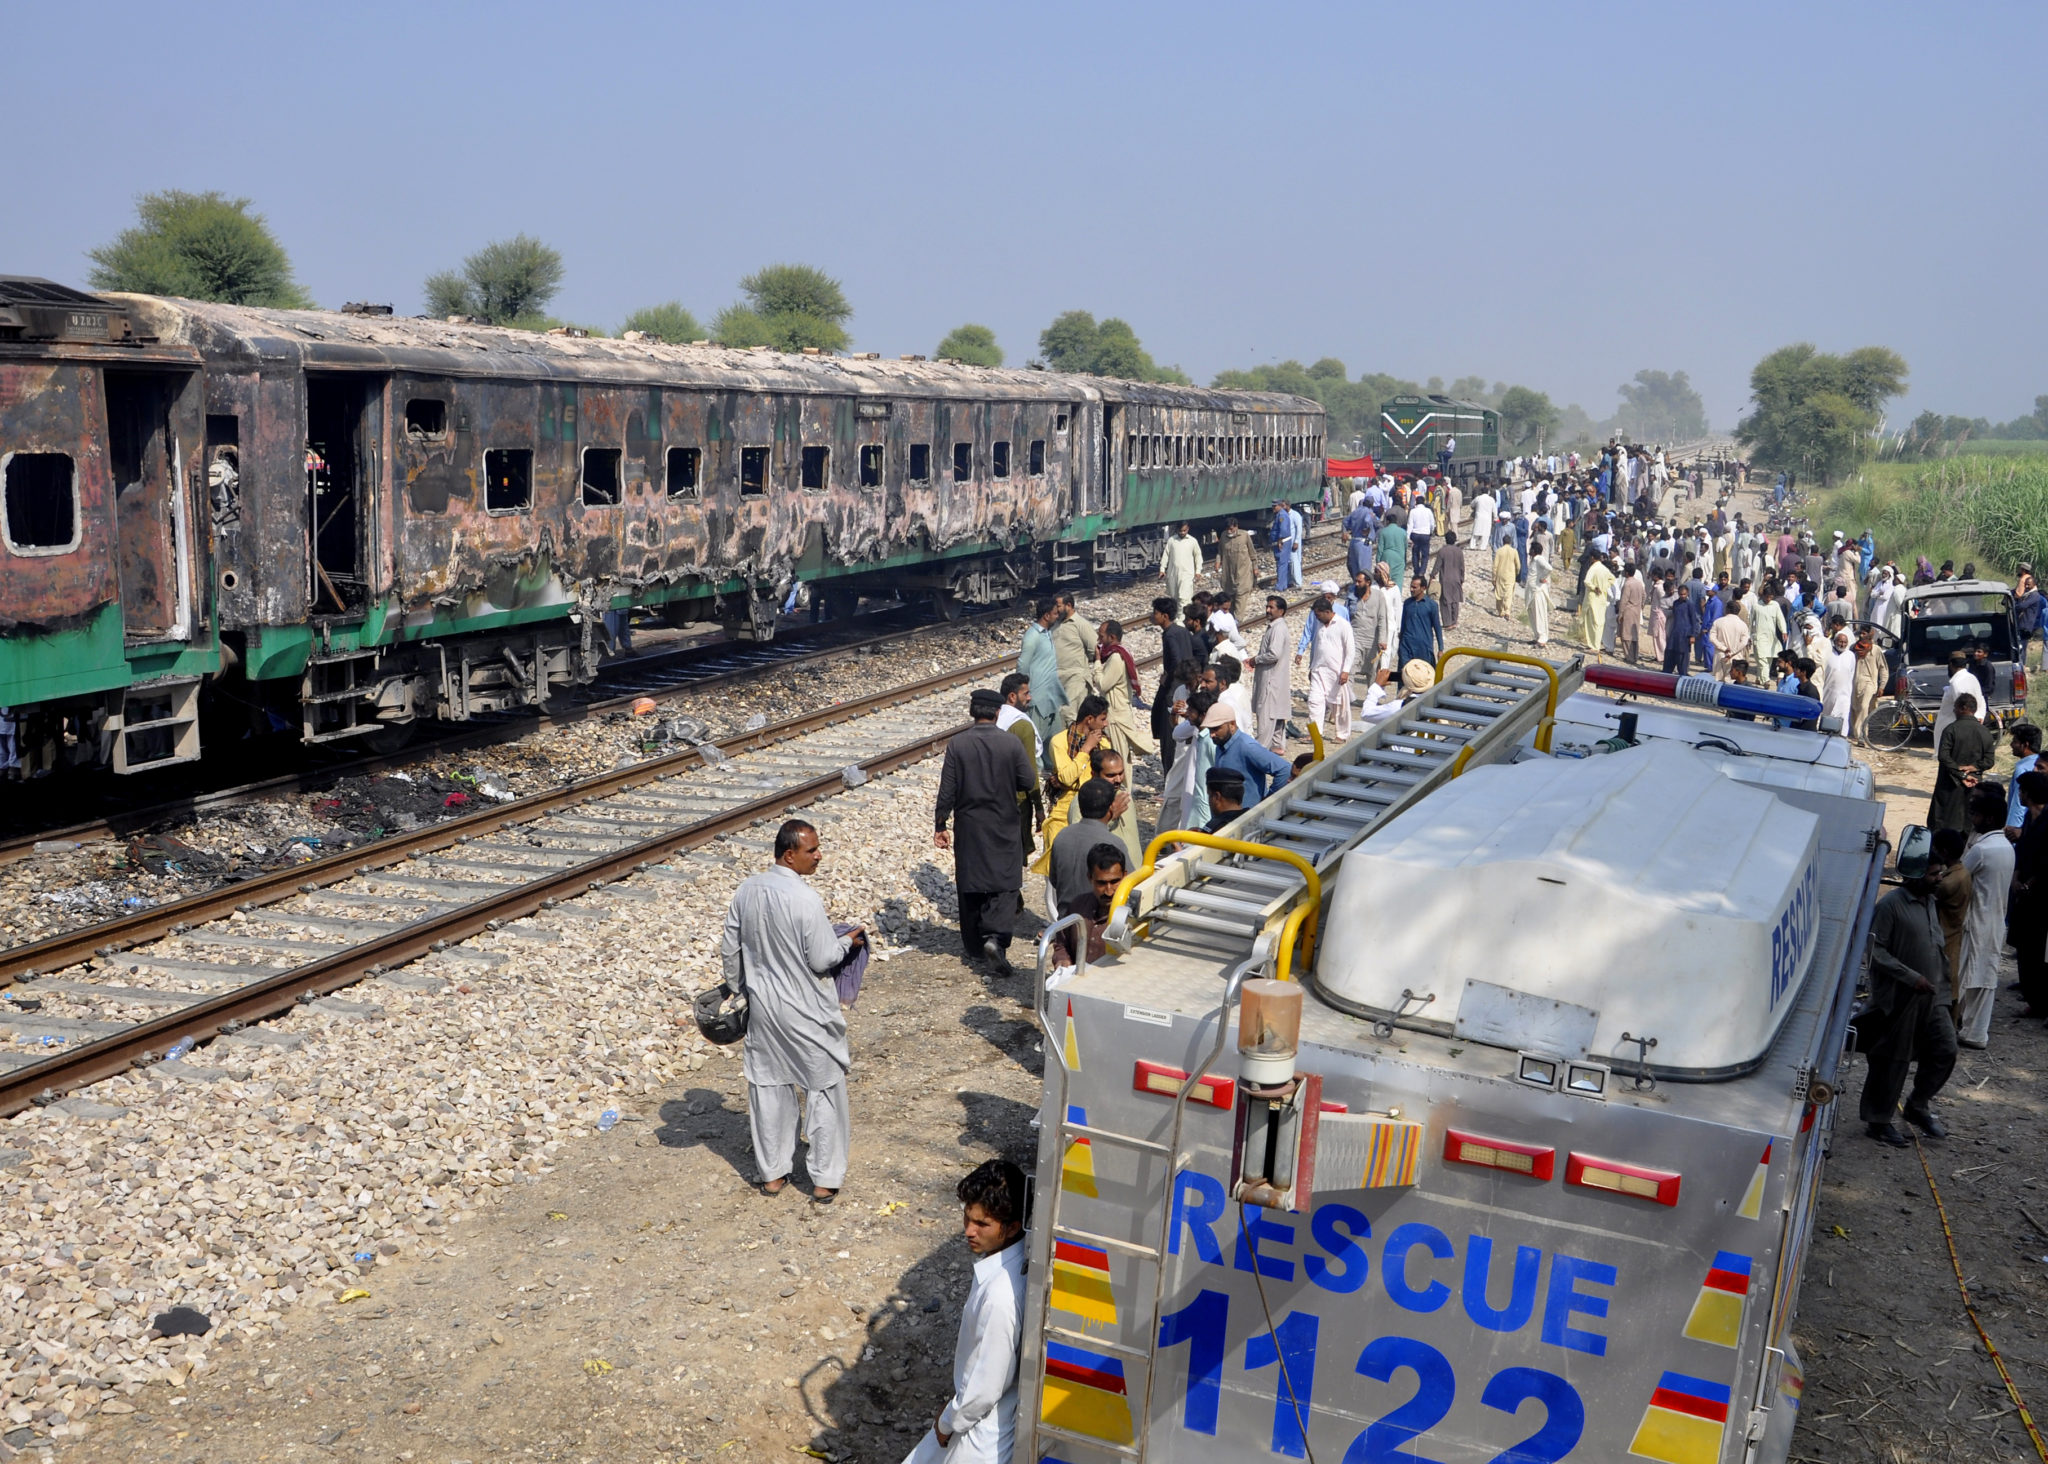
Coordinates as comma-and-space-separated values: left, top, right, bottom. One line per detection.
1203, 767, 1246, 833
1204, 702, 1292, 803
935, 690, 1038, 972
1302, 595, 1355, 741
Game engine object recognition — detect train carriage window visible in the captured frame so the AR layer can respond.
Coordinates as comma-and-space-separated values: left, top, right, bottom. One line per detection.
1126, 433, 1138, 465
485, 448, 533, 513
860, 444, 884, 488
1029, 439, 1046, 475
2, 451, 79, 553
740, 446, 770, 496
581, 447, 622, 505
992, 441, 1010, 478
1207, 435, 1218, 464
1056, 411, 1069, 433
405, 398, 448, 442
667, 446, 701, 497
800, 445, 830, 491
953, 442, 972, 482
909, 444, 931, 482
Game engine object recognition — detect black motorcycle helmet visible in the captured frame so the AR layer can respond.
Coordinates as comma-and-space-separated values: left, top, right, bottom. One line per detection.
692, 982, 748, 1045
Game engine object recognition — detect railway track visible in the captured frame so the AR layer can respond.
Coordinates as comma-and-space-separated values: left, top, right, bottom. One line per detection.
0, 602, 1001, 864
0, 542, 1352, 1111
0, 538, 1343, 865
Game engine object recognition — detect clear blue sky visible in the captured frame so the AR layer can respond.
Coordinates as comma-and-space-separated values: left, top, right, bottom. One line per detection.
6, 1, 2042, 430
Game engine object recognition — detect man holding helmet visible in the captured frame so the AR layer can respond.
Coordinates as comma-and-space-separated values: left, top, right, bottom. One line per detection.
1858, 825, 1959, 1146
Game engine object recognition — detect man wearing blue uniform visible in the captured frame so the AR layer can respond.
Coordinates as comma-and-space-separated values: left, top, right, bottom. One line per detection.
1269, 500, 1299, 591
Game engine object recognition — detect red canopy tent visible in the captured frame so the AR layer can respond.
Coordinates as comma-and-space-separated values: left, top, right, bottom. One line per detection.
1324, 455, 1377, 478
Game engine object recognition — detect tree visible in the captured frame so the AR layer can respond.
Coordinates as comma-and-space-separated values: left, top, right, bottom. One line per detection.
717, 263, 853, 354
1210, 360, 1423, 449
1497, 386, 1560, 451
1737, 343, 1909, 483
1614, 369, 1708, 442
88, 190, 312, 308
1034, 311, 1186, 383
621, 301, 705, 343
935, 323, 1002, 367
424, 234, 564, 326
710, 304, 776, 349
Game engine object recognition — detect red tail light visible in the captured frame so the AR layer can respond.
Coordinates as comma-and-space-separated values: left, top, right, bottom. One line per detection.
1892, 673, 1909, 697
2018, 668, 2029, 700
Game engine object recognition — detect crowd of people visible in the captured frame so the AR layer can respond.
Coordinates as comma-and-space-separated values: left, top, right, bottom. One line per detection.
696, 436, 2048, 1460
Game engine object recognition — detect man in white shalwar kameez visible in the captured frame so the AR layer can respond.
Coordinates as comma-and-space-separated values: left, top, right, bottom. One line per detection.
1304, 596, 1356, 741
1821, 631, 1856, 734
1161, 522, 1204, 610
721, 820, 863, 1199
1959, 791, 2015, 1049
902, 1160, 1029, 1464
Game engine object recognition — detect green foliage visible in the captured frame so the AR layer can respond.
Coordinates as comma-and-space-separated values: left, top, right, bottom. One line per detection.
1496, 386, 1560, 451
711, 304, 777, 349
1614, 369, 1707, 442
1209, 360, 1420, 449
709, 264, 854, 353
1736, 343, 1909, 484
1034, 311, 1186, 383
88, 190, 312, 308
621, 301, 705, 343
424, 234, 565, 325
936, 323, 1003, 367
1822, 456, 2048, 583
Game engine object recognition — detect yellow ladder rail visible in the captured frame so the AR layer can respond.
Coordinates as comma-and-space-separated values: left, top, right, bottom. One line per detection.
1433, 646, 1563, 753
1108, 831, 1322, 982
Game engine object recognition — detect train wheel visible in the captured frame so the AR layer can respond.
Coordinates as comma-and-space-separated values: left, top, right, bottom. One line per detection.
1863, 701, 1917, 752
362, 722, 418, 756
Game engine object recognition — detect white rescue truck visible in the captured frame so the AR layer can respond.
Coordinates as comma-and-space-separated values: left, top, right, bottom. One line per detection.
1020, 652, 1882, 1464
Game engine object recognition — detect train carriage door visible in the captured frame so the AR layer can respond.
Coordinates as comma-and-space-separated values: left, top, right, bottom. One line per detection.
305, 374, 382, 614
102, 370, 195, 642
1099, 403, 1121, 518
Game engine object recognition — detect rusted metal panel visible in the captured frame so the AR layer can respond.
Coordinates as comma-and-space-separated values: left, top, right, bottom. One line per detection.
0, 361, 118, 631
109, 301, 1320, 627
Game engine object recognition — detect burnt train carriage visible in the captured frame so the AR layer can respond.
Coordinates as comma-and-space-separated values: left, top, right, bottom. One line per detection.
0, 282, 1323, 777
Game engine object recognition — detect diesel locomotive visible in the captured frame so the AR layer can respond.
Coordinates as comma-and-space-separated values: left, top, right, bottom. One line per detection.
0, 278, 1323, 778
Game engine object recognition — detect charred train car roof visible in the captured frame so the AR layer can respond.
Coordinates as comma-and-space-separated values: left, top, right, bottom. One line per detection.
111, 296, 1318, 415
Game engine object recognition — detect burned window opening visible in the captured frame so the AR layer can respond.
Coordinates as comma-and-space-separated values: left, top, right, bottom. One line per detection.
2, 452, 78, 552
800, 445, 830, 491
486, 449, 533, 512
580, 447, 623, 506
406, 398, 448, 441
1029, 439, 1046, 476
667, 446, 701, 497
991, 441, 1010, 479
859, 444, 884, 489
952, 442, 972, 482
1056, 411, 1069, 433
740, 446, 770, 495
909, 444, 931, 482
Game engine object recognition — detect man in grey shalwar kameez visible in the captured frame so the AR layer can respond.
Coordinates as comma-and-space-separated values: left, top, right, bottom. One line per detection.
1251, 595, 1294, 754
721, 819, 865, 1200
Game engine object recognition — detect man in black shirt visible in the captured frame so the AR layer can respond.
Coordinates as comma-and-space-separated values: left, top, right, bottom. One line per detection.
1859, 831, 1959, 1145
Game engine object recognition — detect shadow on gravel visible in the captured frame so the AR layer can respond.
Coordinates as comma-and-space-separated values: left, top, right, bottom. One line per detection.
962, 1001, 1046, 1079
653, 1085, 758, 1181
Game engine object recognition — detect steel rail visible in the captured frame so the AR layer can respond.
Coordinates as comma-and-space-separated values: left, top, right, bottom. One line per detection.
0, 651, 1017, 987
0, 607, 1004, 866
0, 719, 964, 1115
0, 537, 1345, 865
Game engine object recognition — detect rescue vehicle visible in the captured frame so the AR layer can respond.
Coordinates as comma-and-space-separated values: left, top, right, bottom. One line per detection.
1022, 650, 1882, 1464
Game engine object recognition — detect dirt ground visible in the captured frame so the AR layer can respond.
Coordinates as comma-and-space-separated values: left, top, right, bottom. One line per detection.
42, 488, 2048, 1464
60, 940, 1049, 1464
